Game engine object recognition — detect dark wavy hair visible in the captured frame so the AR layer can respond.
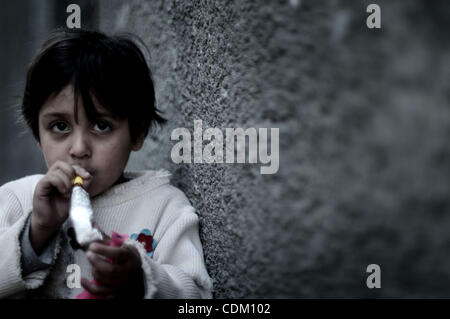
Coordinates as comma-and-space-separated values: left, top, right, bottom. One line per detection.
21, 28, 166, 143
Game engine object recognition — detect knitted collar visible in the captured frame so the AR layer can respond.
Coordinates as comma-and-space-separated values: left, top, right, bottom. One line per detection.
91, 169, 171, 208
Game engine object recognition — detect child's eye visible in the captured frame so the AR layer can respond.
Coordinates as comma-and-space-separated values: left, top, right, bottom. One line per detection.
50, 121, 70, 133
93, 121, 111, 133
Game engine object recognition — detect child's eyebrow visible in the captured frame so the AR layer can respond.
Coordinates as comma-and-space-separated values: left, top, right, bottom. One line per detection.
95, 112, 116, 119
41, 112, 117, 120
41, 112, 70, 119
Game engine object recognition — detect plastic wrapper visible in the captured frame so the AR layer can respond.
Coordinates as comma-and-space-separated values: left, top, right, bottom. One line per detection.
69, 176, 102, 246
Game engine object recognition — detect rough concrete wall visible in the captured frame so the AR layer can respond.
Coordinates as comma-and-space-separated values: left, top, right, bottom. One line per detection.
99, 0, 450, 298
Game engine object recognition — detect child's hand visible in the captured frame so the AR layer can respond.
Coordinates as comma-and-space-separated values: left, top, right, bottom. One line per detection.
31, 160, 91, 254
81, 240, 143, 297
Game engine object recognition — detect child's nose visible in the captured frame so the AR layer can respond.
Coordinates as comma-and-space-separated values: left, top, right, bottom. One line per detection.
70, 131, 92, 159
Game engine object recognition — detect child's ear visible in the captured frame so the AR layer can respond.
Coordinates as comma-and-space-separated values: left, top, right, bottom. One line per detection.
131, 134, 146, 151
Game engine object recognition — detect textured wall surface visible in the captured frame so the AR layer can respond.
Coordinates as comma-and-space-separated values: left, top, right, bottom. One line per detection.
97, 0, 450, 298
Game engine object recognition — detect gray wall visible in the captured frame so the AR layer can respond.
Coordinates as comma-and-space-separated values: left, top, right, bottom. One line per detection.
98, 0, 450, 298
1, 0, 449, 298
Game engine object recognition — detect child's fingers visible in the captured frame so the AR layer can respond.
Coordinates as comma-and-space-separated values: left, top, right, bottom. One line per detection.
72, 165, 92, 183
39, 171, 70, 196
89, 243, 127, 264
50, 161, 91, 186
72, 164, 91, 178
72, 165, 93, 189
87, 250, 114, 274
47, 161, 78, 193
86, 251, 121, 287
50, 161, 88, 180
50, 160, 75, 178
80, 277, 113, 297
91, 268, 117, 287
53, 170, 72, 195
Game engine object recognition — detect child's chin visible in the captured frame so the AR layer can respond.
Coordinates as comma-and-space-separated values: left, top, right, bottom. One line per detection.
88, 184, 111, 198
87, 186, 100, 198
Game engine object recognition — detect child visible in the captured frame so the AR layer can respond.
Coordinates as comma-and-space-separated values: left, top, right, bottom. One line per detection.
0, 29, 213, 298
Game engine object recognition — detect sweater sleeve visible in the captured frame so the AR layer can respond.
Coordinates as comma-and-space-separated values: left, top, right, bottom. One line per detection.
123, 204, 213, 299
0, 186, 61, 298
20, 214, 58, 276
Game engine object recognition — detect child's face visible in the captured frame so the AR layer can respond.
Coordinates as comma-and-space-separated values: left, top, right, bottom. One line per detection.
37, 85, 143, 197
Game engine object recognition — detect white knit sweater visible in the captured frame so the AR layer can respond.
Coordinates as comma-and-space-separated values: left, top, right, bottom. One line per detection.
0, 170, 213, 299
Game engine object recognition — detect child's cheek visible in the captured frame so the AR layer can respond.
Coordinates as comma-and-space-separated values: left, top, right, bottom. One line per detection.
41, 142, 68, 169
